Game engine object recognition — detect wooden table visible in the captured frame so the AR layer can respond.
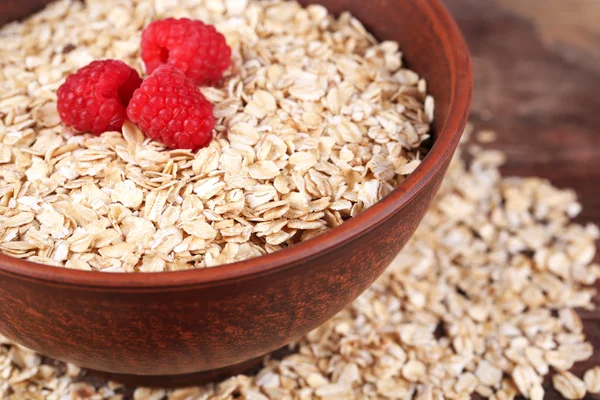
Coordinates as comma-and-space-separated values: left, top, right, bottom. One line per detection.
444, 0, 600, 398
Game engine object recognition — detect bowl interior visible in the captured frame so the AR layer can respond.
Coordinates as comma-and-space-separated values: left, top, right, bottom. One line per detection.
0, 0, 472, 287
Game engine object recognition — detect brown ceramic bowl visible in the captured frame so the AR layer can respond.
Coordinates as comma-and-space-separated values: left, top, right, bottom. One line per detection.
0, 0, 471, 387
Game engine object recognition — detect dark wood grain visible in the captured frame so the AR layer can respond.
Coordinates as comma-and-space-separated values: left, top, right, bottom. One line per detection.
443, 0, 600, 398
0, 0, 55, 26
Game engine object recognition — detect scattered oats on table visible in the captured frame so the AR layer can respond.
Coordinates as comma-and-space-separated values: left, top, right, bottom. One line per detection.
1, 127, 599, 399
0, 0, 433, 272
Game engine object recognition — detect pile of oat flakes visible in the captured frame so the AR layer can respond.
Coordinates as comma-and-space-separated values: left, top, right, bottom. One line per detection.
1, 127, 599, 399
0, 0, 432, 272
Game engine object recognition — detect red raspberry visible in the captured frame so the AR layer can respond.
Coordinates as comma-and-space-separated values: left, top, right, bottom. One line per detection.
127, 65, 215, 150
57, 60, 142, 135
141, 18, 232, 85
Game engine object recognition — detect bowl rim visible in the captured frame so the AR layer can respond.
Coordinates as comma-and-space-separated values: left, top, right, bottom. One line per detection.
0, 0, 472, 290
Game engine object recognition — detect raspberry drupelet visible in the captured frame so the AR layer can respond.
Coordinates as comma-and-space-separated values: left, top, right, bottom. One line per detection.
57, 60, 142, 135
141, 18, 232, 85
126, 65, 215, 150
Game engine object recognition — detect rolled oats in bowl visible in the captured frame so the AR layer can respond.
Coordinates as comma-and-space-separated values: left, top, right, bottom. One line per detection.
0, 0, 433, 272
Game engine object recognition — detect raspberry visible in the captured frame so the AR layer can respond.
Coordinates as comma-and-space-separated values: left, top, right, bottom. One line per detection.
141, 18, 232, 85
127, 65, 215, 150
57, 60, 142, 135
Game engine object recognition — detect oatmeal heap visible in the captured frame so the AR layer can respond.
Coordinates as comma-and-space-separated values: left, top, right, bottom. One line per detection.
0, 0, 432, 272
1, 127, 599, 399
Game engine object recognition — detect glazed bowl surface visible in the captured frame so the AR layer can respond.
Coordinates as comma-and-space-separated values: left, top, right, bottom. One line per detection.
0, 0, 472, 382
